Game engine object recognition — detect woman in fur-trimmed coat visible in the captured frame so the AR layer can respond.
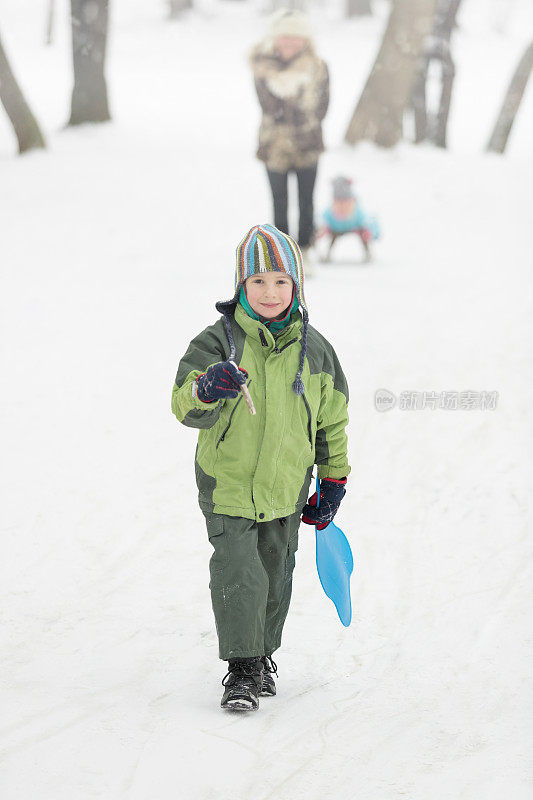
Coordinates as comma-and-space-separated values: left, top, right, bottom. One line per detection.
250, 9, 329, 265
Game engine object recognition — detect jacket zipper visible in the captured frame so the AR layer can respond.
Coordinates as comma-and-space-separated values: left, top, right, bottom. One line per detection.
273, 337, 298, 355
215, 379, 252, 449
301, 392, 313, 448
251, 372, 268, 510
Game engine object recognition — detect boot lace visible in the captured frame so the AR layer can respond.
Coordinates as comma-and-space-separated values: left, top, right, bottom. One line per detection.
222, 658, 262, 687
261, 655, 278, 677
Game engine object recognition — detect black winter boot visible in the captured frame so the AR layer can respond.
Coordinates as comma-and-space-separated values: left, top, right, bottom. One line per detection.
221, 657, 263, 711
259, 656, 278, 696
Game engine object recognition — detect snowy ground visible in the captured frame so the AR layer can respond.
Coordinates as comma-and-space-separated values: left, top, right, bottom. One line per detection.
1, 1, 532, 798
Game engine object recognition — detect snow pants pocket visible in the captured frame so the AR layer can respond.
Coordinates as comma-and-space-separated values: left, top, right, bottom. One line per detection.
285, 529, 299, 580
204, 513, 227, 573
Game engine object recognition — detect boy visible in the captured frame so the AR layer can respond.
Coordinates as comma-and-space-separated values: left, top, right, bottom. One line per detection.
171, 224, 349, 711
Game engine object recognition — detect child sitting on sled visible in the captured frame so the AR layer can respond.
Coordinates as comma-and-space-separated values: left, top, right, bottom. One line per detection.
171, 224, 350, 712
317, 176, 380, 263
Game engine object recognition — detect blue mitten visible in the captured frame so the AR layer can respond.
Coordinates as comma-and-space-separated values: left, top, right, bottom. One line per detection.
197, 361, 248, 404
301, 478, 347, 530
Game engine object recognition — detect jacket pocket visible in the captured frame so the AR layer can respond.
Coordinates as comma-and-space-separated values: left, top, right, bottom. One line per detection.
215, 379, 252, 449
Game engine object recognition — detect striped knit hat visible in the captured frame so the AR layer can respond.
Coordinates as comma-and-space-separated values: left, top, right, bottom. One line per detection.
216, 224, 309, 395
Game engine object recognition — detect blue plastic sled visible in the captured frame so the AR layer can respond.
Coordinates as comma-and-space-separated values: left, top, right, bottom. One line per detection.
314, 477, 354, 626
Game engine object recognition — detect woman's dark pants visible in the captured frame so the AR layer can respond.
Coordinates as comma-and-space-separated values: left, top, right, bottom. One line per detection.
266, 165, 317, 248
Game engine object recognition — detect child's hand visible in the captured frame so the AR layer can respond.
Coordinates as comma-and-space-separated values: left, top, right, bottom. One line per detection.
301, 478, 347, 530
196, 361, 248, 404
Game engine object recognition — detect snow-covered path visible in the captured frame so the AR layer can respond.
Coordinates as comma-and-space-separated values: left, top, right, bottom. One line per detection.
1, 2, 532, 798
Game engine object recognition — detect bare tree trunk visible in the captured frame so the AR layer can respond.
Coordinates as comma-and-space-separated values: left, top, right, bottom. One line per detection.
411, 45, 456, 147
486, 41, 533, 154
46, 0, 55, 46
434, 52, 455, 147
345, 0, 439, 148
410, 0, 461, 148
433, 0, 461, 39
347, 0, 372, 16
0, 31, 46, 153
411, 63, 428, 142
68, 0, 110, 126
431, 0, 461, 148
168, 0, 192, 17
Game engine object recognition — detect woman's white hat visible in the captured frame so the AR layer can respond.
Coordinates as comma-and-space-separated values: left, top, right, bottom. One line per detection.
269, 8, 311, 39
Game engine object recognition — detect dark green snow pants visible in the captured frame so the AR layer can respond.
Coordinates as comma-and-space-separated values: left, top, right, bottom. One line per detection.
202, 510, 300, 661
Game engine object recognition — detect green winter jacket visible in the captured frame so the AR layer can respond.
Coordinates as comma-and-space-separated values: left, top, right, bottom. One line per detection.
172, 303, 350, 522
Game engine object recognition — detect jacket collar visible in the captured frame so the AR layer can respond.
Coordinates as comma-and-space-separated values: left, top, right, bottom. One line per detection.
233, 302, 302, 349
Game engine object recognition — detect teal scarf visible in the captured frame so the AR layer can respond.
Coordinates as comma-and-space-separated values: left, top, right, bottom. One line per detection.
238, 286, 299, 333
